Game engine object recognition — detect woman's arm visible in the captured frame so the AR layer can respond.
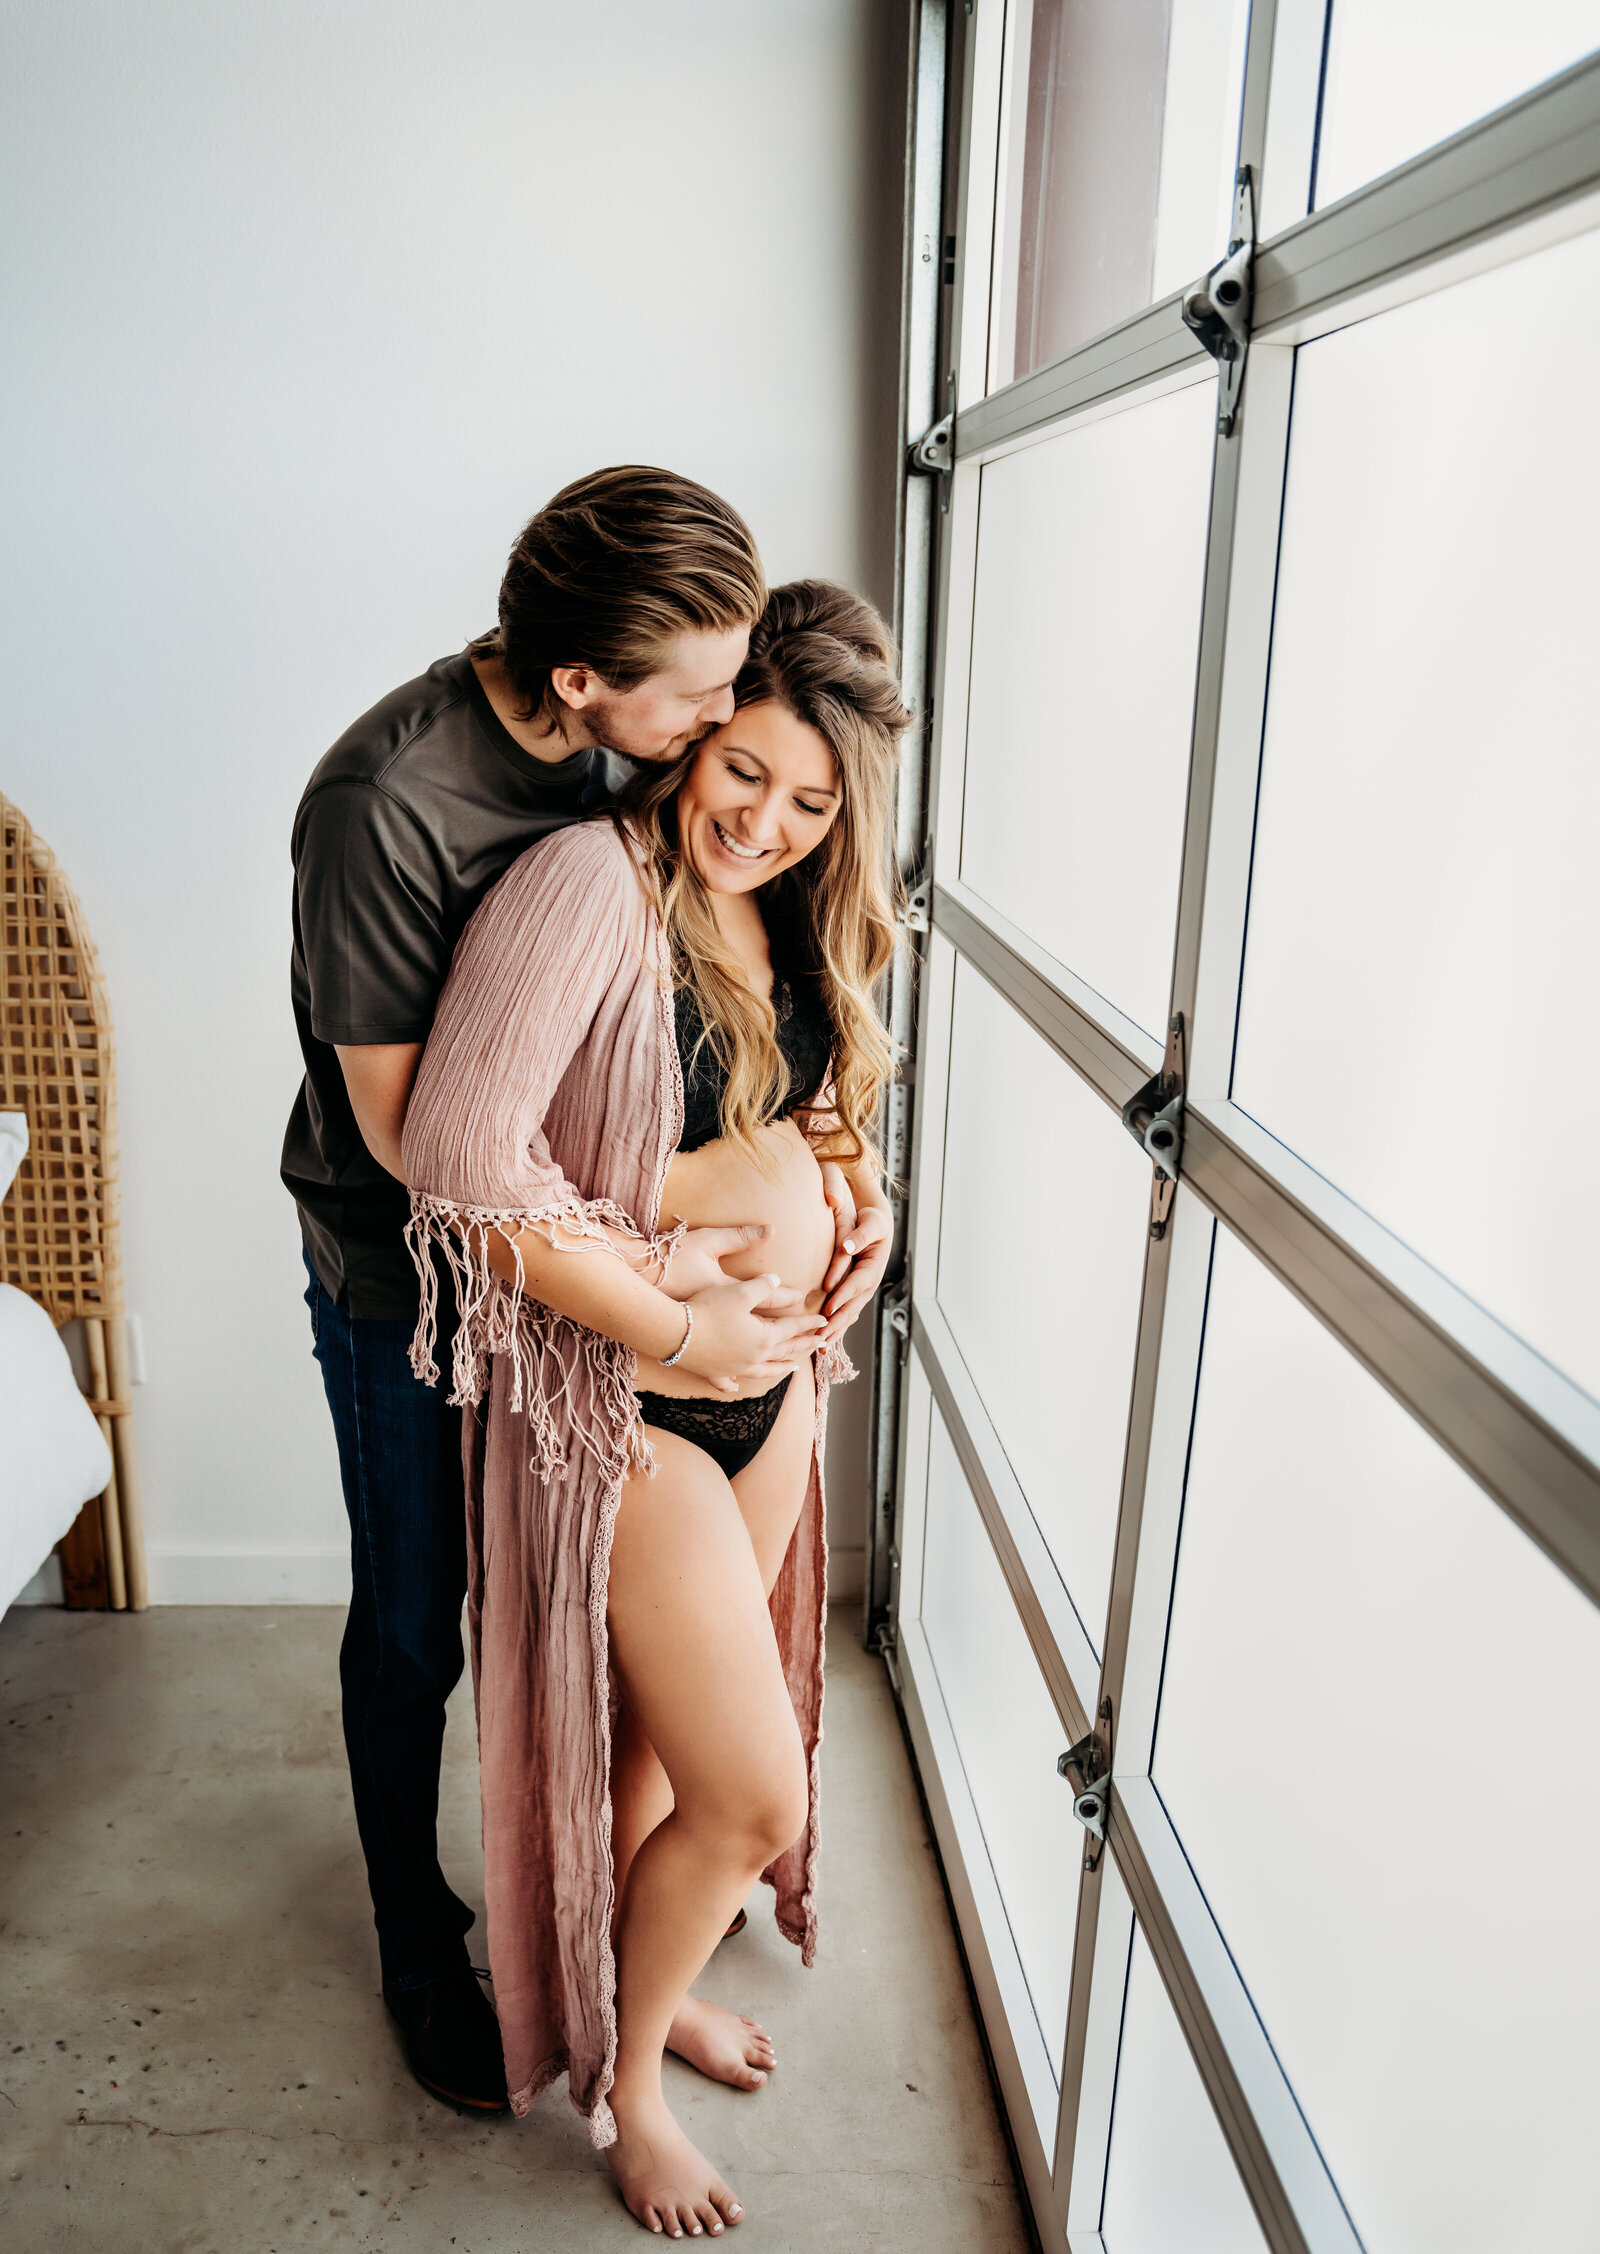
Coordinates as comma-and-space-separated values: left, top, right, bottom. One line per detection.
479, 1215, 818, 1390
401, 827, 638, 1216
339, 1036, 770, 1320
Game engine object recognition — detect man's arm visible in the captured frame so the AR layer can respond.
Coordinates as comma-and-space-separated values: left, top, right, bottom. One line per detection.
336, 1042, 423, 1179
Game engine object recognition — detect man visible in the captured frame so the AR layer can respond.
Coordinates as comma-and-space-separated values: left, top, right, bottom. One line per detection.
283, 466, 813, 2112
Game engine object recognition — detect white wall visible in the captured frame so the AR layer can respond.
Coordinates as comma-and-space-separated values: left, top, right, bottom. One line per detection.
1, 0, 904, 1606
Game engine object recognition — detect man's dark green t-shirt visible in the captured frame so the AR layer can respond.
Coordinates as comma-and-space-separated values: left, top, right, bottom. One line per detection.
282, 646, 627, 1319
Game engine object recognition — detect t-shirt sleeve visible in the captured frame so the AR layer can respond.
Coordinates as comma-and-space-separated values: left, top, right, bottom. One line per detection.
294, 781, 447, 1045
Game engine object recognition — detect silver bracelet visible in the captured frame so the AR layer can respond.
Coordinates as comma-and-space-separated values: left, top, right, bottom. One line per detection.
659, 1299, 693, 1368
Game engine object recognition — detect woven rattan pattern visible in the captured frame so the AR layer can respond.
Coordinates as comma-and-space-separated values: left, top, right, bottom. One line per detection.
1, 791, 121, 1324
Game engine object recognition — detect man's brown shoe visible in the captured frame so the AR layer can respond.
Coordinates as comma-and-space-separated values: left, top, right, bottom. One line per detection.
384, 1966, 510, 2113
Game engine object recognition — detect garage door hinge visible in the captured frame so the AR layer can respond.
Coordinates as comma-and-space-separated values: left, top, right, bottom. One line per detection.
897, 876, 931, 934
1121, 1012, 1186, 1239
1058, 1696, 1114, 1872
1182, 166, 1255, 436
909, 372, 958, 488
908, 410, 953, 475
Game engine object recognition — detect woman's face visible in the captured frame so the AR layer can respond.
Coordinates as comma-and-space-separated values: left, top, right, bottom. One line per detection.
676, 700, 842, 896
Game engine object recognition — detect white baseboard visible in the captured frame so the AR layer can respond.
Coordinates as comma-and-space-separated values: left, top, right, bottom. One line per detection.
16, 1544, 864, 1611
826, 1545, 864, 1604
145, 1547, 353, 1604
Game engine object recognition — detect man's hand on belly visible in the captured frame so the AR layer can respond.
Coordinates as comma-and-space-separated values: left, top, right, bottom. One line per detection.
661, 1221, 774, 1299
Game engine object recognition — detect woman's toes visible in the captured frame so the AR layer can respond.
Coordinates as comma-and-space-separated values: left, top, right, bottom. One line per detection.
668, 1996, 778, 2091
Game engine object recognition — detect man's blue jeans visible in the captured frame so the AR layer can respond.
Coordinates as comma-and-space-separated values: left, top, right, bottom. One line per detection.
304, 1250, 475, 1989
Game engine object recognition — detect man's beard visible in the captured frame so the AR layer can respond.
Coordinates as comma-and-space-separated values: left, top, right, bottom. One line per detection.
594, 696, 709, 766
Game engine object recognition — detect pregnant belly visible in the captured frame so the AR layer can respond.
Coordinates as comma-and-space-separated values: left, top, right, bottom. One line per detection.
638, 1118, 834, 1401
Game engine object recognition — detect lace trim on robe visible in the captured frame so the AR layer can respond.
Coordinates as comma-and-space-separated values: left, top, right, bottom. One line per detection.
405, 1191, 686, 1484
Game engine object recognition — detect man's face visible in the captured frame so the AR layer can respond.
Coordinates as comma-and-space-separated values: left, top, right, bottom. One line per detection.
581, 625, 752, 763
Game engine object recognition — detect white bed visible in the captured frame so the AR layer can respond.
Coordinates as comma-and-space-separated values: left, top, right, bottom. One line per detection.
0, 1111, 113, 1612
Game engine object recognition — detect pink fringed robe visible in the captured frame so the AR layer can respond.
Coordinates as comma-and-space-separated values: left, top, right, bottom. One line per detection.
399, 819, 847, 2143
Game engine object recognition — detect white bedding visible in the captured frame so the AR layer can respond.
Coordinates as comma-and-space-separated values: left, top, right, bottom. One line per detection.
0, 1112, 114, 1611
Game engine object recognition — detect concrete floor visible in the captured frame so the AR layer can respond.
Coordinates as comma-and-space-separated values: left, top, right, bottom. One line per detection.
0, 1607, 1031, 2252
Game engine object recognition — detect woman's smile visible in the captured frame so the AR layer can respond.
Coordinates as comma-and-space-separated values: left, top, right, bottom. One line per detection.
708, 818, 773, 866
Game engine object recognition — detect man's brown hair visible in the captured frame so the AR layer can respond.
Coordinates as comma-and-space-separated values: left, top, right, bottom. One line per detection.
485, 465, 766, 727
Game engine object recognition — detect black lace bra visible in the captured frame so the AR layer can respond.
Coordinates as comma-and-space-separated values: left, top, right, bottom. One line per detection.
674, 908, 833, 1155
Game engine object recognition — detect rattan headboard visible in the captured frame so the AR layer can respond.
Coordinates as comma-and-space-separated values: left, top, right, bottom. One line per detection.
1, 789, 121, 1324
2, 789, 144, 1608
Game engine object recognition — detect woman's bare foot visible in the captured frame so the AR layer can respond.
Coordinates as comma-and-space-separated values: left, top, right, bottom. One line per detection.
607, 2087, 744, 2238
667, 1993, 775, 2090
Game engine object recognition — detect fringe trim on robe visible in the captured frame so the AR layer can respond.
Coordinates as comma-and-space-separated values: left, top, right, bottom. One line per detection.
398, 819, 853, 2144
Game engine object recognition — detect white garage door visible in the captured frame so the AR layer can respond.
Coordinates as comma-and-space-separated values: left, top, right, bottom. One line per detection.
878, 7, 1600, 2249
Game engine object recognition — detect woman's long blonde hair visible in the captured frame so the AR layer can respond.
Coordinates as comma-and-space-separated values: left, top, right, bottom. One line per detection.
620, 580, 909, 1173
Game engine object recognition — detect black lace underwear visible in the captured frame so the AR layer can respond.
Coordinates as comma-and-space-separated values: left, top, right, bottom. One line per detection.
635, 1373, 795, 1480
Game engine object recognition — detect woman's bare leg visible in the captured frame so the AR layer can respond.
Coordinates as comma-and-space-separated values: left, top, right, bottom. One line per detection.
614, 1369, 815, 1898
605, 1430, 810, 2236
611, 1702, 675, 1913
614, 1705, 775, 2092
730, 1360, 816, 1593
662, 1364, 816, 2090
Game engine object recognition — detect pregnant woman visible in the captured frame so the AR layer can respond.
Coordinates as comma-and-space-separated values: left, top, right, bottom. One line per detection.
400, 582, 906, 2236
